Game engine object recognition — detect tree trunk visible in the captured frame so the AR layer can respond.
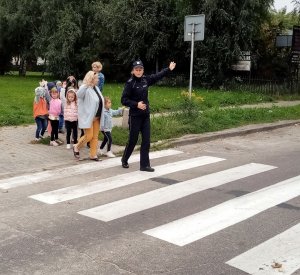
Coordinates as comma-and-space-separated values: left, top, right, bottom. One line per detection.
0, 51, 12, 75
18, 57, 27, 76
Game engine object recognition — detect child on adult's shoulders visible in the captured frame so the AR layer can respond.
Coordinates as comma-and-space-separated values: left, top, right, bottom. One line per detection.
92, 61, 105, 92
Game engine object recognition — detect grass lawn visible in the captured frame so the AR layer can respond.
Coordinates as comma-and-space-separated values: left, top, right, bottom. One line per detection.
1, 73, 300, 146
0, 73, 281, 126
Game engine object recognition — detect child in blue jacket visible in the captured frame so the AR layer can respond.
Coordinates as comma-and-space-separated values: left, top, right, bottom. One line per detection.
98, 96, 123, 157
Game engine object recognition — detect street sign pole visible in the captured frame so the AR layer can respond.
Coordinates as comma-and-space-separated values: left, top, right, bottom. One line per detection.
184, 15, 205, 100
189, 23, 195, 99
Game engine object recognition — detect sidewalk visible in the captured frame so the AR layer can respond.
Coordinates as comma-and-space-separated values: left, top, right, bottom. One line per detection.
1, 101, 300, 179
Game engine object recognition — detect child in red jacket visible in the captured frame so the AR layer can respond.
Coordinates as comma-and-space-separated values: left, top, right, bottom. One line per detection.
33, 87, 48, 141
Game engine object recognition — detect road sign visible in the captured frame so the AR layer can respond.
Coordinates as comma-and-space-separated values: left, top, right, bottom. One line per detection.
184, 15, 205, 99
184, 15, 205, 42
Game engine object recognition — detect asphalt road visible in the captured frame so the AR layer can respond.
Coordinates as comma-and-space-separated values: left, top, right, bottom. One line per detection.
0, 125, 300, 275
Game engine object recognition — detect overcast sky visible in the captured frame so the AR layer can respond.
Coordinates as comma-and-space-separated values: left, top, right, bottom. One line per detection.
273, 0, 294, 11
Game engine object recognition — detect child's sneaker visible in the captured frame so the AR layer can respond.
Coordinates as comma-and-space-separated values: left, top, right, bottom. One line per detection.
105, 151, 116, 158
97, 149, 105, 156
50, 140, 59, 146
66, 144, 71, 149
35, 138, 40, 141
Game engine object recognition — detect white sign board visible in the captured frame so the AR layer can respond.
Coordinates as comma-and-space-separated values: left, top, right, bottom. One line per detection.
184, 15, 205, 41
231, 61, 251, 71
232, 51, 251, 71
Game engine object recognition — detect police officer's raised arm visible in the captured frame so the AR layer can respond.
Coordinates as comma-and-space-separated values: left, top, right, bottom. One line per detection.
146, 61, 176, 86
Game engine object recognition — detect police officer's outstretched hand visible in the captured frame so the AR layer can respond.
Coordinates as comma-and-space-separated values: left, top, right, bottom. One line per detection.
169, 62, 176, 71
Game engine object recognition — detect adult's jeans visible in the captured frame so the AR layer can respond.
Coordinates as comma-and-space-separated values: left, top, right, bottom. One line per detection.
59, 114, 64, 130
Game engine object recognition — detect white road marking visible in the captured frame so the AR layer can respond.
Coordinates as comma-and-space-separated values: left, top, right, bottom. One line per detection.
30, 156, 225, 204
144, 175, 300, 246
226, 223, 300, 275
78, 163, 276, 221
0, 149, 182, 189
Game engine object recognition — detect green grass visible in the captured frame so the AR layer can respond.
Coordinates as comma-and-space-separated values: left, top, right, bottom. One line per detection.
1, 73, 300, 147
112, 105, 300, 146
0, 74, 277, 126
0, 74, 54, 126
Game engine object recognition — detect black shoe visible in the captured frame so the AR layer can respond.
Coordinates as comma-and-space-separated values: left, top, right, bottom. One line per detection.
122, 160, 129, 168
140, 166, 155, 172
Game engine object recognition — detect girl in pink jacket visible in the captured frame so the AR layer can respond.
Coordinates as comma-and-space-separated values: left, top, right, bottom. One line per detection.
64, 89, 78, 149
48, 87, 63, 146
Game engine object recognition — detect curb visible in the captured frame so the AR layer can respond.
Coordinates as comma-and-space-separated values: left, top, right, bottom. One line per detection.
158, 119, 300, 148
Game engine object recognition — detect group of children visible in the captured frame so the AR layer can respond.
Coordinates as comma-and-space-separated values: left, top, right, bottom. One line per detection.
33, 61, 122, 158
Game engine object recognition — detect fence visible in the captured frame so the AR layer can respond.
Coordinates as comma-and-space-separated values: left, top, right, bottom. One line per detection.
158, 73, 300, 95
229, 77, 300, 95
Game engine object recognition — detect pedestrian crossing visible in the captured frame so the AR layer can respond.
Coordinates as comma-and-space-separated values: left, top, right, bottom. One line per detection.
29, 155, 224, 204
0, 149, 182, 189
78, 163, 275, 221
144, 175, 300, 246
3, 149, 300, 274
226, 223, 300, 275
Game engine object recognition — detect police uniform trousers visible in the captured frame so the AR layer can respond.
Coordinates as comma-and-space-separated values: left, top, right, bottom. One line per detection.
122, 113, 150, 168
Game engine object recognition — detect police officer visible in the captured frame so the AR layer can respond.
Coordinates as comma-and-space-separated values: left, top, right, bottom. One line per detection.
121, 60, 176, 172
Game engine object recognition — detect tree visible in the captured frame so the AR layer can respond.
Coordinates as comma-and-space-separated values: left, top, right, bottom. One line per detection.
0, 0, 40, 76
99, 0, 179, 71
0, 0, 279, 84
175, 0, 274, 87
0, 5, 12, 75
30, 0, 114, 78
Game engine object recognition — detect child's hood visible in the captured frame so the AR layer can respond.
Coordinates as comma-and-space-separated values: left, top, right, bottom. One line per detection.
34, 87, 46, 103
35, 87, 46, 97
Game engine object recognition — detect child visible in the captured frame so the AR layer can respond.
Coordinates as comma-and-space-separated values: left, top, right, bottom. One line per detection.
56, 80, 65, 134
64, 88, 78, 149
65, 76, 78, 97
33, 86, 48, 141
98, 96, 123, 157
48, 87, 63, 146
92, 61, 105, 92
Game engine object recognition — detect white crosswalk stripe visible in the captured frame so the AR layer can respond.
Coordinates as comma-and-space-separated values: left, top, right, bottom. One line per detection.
29, 156, 225, 204
143, 175, 300, 246
78, 163, 276, 221
0, 149, 182, 189
3, 149, 300, 274
226, 223, 300, 275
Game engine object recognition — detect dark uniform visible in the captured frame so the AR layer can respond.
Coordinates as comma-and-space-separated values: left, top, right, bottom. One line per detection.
121, 61, 170, 171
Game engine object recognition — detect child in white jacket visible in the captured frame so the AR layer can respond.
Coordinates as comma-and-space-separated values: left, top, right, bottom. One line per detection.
98, 96, 123, 157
